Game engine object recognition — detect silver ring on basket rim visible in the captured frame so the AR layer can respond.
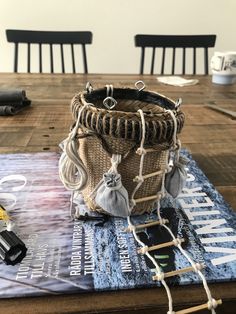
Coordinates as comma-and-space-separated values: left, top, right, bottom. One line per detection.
103, 96, 117, 110
71, 87, 185, 145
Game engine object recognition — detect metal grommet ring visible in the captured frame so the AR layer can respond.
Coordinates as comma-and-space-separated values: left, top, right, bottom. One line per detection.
103, 96, 117, 110
135, 80, 146, 91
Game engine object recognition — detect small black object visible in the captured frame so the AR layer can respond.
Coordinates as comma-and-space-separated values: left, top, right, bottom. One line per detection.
0, 230, 27, 266
76, 213, 109, 226
0, 90, 31, 116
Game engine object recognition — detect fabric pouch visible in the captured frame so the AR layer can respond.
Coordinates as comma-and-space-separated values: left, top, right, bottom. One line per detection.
165, 155, 189, 198
95, 172, 130, 217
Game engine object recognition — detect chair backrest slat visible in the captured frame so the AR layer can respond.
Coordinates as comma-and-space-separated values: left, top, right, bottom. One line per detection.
204, 47, 209, 75
39, 43, 42, 73
6, 30, 92, 73
71, 44, 76, 74
50, 44, 54, 73
140, 47, 145, 75
60, 44, 65, 73
151, 47, 155, 75
193, 47, 196, 75
172, 48, 176, 75
27, 43, 31, 73
135, 34, 216, 75
14, 43, 18, 73
82, 44, 88, 74
161, 47, 166, 75
182, 47, 186, 75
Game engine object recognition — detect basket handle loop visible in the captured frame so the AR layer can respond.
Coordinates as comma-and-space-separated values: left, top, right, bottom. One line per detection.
102, 84, 117, 110
135, 80, 146, 91
106, 84, 114, 97
86, 82, 93, 93
175, 98, 182, 109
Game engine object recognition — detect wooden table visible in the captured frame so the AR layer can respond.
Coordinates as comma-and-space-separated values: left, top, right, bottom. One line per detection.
0, 73, 235, 314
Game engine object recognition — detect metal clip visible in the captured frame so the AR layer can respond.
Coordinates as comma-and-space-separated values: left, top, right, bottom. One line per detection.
135, 80, 146, 91
103, 96, 117, 110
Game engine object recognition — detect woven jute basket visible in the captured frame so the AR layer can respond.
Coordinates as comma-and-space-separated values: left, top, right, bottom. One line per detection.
70, 83, 185, 215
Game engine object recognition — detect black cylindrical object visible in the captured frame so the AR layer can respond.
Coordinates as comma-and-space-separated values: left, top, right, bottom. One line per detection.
0, 230, 27, 266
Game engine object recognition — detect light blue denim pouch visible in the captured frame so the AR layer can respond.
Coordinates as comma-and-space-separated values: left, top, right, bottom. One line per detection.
95, 172, 130, 218
165, 155, 189, 199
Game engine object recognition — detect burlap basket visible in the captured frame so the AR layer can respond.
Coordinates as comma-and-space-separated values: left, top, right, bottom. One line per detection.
70, 83, 185, 215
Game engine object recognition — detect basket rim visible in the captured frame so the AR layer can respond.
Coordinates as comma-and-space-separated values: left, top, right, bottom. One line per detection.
82, 87, 177, 111
71, 87, 185, 145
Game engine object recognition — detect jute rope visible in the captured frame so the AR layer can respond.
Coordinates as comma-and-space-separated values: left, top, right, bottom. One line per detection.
129, 109, 147, 209
59, 104, 89, 191
126, 110, 221, 314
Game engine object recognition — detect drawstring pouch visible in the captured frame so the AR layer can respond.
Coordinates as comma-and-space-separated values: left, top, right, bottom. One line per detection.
94, 154, 131, 217
165, 154, 189, 198
95, 172, 130, 217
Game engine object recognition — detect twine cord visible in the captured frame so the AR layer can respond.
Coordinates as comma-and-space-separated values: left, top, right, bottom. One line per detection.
59, 104, 89, 191
130, 109, 146, 209
127, 109, 174, 313
127, 215, 174, 313
165, 109, 177, 149
158, 122, 217, 314
127, 109, 220, 314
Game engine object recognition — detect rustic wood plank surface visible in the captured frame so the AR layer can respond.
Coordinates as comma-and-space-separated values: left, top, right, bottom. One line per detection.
0, 74, 235, 314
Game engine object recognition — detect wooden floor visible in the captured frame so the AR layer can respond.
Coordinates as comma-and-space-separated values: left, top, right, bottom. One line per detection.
0, 73, 235, 314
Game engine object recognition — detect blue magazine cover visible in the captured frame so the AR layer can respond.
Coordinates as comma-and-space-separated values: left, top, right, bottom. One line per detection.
0, 151, 235, 298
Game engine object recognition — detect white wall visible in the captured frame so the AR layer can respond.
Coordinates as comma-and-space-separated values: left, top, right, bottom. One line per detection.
0, 0, 235, 74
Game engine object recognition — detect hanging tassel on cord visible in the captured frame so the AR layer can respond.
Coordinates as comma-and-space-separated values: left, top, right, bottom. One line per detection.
59, 105, 89, 191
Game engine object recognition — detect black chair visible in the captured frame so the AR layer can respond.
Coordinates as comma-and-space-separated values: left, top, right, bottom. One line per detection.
6, 29, 93, 73
135, 34, 216, 75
